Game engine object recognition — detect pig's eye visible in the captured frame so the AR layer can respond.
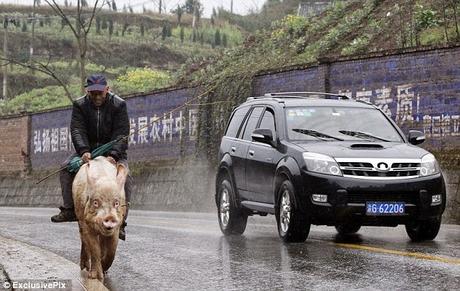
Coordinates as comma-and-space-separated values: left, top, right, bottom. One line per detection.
93, 200, 99, 208
114, 200, 120, 208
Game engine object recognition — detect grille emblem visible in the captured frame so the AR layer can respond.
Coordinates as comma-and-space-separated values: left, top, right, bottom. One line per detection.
376, 162, 390, 171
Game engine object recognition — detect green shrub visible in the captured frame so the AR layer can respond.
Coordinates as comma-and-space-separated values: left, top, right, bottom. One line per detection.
112, 68, 172, 95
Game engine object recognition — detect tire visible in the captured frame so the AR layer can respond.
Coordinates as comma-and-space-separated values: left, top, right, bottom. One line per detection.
275, 180, 310, 243
217, 179, 248, 235
335, 222, 361, 235
405, 217, 442, 242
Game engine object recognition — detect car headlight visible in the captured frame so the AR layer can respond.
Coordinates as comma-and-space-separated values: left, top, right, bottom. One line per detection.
303, 152, 342, 176
420, 154, 440, 176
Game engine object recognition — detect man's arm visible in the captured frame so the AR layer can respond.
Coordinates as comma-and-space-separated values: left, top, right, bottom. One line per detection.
109, 100, 129, 161
70, 101, 90, 156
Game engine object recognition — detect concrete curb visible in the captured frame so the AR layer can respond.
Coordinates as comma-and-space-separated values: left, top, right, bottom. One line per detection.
0, 236, 107, 291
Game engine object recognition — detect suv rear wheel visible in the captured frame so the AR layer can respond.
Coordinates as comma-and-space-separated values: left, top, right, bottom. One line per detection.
217, 179, 248, 235
405, 217, 442, 242
276, 180, 310, 242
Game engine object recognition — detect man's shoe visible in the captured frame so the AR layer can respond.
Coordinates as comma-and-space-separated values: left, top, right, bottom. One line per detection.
51, 207, 77, 223
119, 222, 127, 241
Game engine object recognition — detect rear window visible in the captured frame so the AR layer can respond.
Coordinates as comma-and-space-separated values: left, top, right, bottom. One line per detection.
225, 107, 249, 138
242, 107, 264, 141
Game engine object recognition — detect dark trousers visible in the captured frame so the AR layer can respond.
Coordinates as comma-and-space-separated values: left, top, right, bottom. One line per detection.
59, 154, 133, 219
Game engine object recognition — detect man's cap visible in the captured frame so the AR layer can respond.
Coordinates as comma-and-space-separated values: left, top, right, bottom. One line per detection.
85, 74, 107, 91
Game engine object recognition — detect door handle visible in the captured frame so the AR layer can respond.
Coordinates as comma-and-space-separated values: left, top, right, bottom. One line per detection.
249, 150, 255, 156
231, 147, 236, 153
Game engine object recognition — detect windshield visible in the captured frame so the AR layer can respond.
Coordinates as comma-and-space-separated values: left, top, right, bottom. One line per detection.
285, 106, 403, 142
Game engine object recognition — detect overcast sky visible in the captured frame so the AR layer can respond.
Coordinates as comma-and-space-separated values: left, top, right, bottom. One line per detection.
0, 0, 267, 17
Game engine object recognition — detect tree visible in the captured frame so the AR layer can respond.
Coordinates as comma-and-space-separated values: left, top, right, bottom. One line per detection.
64, 0, 69, 7
108, 19, 114, 40
140, 23, 145, 37
222, 33, 228, 47
450, 0, 460, 40
112, 0, 117, 12
101, 18, 108, 30
129, 5, 133, 14
96, 16, 101, 34
161, 24, 167, 40
176, 5, 183, 25
180, 26, 184, 43
214, 29, 221, 46
44, 0, 105, 94
22, 21, 28, 32
122, 22, 129, 36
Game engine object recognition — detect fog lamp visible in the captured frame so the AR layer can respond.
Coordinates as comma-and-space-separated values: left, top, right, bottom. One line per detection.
431, 194, 442, 206
312, 194, 328, 203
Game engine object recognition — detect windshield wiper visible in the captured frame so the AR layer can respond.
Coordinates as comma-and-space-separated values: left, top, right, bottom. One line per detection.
338, 130, 390, 142
292, 129, 344, 141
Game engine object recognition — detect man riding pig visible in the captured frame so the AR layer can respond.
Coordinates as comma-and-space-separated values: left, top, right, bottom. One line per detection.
51, 74, 133, 241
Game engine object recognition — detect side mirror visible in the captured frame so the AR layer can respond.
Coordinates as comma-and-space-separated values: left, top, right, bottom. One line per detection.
408, 130, 425, 145
252, 128, 277, 147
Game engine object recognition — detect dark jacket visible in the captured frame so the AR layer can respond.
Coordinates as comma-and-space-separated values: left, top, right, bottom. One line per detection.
70, 92, 129, 161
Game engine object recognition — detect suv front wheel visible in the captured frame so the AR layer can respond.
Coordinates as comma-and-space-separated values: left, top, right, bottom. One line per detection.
217, 178, 248, 235
276, 180, 310, 242
405, 217, 442, 242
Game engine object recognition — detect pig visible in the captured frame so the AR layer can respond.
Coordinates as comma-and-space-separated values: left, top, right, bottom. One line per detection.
72, 156, 128, 281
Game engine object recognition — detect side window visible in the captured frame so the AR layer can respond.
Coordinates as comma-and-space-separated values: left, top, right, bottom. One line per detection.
225, 107, 250, 138
258, 108, 276, 139
242, 107, 264, 141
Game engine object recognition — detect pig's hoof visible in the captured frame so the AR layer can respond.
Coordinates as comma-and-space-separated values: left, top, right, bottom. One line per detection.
80, 263, 88, 271
88, 270, 98, 279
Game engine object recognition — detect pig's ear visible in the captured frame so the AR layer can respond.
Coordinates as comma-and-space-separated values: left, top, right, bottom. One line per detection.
86, 163, 97, 189
116, 163, 128, 192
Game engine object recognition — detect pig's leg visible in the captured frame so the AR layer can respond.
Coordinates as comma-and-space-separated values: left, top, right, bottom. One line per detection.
101, 235, 119, 272
78, 223, 90, 270
83, 233, 104, 280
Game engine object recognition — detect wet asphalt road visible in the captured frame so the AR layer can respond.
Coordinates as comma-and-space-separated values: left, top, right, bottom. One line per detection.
0, 207, 459, 290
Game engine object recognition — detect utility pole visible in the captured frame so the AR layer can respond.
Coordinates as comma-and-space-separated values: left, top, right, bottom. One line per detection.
30, 0, 37, 68
2, 17, 8, 100
231, 0, 233, 14
159, 0, 162, 14
192, 1, 197, 29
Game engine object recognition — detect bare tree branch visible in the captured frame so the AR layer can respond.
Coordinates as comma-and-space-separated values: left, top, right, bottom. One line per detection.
44, 0, 79, 39
85, 0, 101, 34
0, 57, 74, 103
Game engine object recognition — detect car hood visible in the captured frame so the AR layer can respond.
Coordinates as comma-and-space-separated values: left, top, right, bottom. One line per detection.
293, 141, 429, 159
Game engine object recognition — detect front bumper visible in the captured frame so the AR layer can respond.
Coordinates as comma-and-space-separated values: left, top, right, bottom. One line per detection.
298, 170, 446, 226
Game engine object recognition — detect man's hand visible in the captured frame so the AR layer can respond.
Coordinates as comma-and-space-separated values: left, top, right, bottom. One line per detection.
107, 156, 116, 165
81, 152, 91, 163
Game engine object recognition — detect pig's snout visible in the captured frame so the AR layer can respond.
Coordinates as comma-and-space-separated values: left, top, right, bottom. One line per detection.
102, 216, 119, 230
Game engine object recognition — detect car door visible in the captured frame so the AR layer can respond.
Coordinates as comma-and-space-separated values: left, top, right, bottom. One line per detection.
246, 107, 278, 204
236, 106, 264, 201
224, 106, 251, 194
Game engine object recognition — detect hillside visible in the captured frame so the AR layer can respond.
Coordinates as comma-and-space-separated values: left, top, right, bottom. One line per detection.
0, 3, 243, 114
183, 0, 460, 157
1, 0, 460, 116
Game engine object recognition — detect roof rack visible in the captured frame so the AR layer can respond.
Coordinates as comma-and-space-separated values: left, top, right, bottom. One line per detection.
264, 92, 350, 100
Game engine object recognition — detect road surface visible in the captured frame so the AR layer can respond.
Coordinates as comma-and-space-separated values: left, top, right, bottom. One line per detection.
0, 207, 459, 290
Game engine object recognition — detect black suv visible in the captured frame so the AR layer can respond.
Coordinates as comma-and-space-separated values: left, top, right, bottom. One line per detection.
215, 92, 446, 242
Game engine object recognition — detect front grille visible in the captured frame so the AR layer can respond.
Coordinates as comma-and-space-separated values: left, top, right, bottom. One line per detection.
347, 192, 419, 204
336, 159, 421, 179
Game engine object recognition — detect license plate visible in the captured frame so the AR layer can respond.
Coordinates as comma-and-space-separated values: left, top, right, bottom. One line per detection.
366, 202, 405, 216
